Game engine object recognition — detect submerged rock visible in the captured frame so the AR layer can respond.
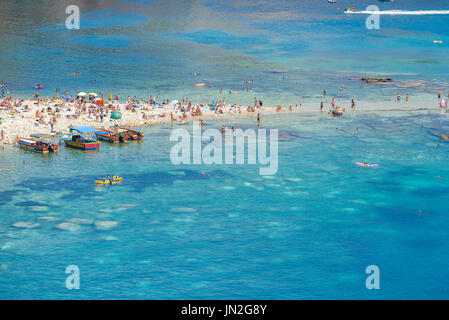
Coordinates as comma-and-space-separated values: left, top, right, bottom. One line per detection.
37, 216, 60, 222
54, 222, 80, 232
115, 204, 136, 210
102, 235, 119, 241
12, 222, 40, 229
95, 221, 119, 231
69, 218, 93, 225
28, 206, 49, 212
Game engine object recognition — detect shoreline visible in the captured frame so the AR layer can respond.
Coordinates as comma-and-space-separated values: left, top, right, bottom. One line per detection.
0, 96, 280, 145
1, 95, 447, 146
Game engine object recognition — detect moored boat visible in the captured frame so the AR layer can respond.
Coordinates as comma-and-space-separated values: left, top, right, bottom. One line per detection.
344, 7, 355, 13
61, 126, 100, 150
116, 128, 144, 141
17, 137, 59, 153
95, 128, 128, 143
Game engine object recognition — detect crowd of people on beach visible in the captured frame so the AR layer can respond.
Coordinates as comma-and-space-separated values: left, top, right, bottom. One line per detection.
0, 83, 273, 144
2, 77, 449, 145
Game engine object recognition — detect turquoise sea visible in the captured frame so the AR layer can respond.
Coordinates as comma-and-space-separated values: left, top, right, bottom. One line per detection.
1, 0, 449, 299
1, 111, 449, 299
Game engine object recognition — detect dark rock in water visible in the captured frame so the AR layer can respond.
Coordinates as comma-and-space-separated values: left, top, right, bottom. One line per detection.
361, 78, 392, 83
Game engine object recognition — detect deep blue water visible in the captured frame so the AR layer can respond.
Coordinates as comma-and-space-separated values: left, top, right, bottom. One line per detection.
1, 0, 449, 299
1, 0, 449, 106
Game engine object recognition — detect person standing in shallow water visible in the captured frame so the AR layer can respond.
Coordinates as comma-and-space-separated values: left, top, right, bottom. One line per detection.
323, 89, 327, 97
397, 94, 400, 102
320, 101, 324, 111
257, 113, 261, 126
351, 99, 355, 109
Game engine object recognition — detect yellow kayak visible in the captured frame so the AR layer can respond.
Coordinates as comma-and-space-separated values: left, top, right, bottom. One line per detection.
95, 176, 123, 185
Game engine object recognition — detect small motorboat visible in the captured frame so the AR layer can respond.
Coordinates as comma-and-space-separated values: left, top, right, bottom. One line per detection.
17, 137, 58, 153
95, 128, 128, 143
61, 126, 100, 150
116, 128, 144, 141
344, 7, 356, 13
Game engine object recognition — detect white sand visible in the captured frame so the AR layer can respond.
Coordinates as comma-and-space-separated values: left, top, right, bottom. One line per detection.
0, 97, 276, 145
1, 94, 446, 145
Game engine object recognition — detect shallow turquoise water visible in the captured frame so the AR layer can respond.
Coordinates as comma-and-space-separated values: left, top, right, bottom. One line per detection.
1, 111, 449, 299
2, 0, 449, 299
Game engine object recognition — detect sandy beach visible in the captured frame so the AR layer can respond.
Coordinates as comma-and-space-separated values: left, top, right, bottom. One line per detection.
2, 91, 447, 146
0, 95, 282, 145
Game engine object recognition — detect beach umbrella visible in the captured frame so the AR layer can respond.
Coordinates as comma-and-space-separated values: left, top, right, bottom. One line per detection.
194, 83, 206, 105
77, 92, 87, 97
110, 112, 122, 120
169, 100, 179, 106
94, 98, 106, 105
65, 96, 73, 101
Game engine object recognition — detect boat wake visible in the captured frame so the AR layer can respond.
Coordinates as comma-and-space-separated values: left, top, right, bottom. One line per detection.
346, 10, 449, 15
